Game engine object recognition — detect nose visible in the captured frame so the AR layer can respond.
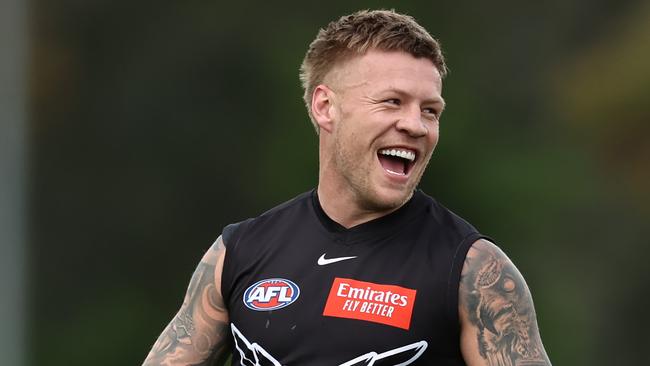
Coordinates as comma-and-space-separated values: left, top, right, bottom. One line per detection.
395, 107, 429, 138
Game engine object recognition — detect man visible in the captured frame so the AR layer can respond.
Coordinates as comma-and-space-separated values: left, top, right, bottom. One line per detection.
144, 9, 551, 366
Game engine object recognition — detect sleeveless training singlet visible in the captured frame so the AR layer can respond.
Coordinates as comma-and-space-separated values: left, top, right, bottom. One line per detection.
221, 189, 486, 366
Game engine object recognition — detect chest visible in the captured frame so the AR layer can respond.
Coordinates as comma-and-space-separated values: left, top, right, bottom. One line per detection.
223, 222, 463, 365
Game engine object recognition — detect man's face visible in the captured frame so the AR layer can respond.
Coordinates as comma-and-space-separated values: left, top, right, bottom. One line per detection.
325, 49, 444, 211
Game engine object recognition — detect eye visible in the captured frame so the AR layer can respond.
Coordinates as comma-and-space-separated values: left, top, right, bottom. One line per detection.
422, 107, 440, 119
384, 98, 401, 106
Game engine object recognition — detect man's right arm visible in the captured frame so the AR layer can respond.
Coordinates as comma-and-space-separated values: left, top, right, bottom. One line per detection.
143, 236, 230, 365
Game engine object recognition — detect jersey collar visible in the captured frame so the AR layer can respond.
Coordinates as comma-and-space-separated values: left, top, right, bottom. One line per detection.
310, 189, 428, 245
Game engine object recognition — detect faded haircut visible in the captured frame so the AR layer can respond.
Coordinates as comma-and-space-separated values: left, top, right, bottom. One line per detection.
299, 9, 447, 133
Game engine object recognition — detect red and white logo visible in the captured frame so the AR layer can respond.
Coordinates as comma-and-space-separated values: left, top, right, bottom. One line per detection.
243, 278, 300, 311
323, 277, 417, 330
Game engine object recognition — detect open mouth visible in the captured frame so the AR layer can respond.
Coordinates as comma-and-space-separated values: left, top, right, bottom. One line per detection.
377, 148, 416, 176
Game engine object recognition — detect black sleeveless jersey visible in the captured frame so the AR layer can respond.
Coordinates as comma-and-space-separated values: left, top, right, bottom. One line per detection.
221, 189, 486, 366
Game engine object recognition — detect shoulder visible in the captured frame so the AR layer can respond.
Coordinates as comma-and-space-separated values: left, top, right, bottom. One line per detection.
222, 190, 314, 248
417, 190, 480, 237
460, 239, 525, 304
462, 239, 510, 276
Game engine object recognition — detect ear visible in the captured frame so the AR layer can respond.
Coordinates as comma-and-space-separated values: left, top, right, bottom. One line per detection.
311, 84, 336, 134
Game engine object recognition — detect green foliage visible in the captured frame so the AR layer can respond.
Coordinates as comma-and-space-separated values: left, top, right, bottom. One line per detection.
28, 1, 650, 365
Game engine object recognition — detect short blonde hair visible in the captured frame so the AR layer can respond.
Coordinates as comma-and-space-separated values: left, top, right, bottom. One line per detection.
299, 9, 447, 133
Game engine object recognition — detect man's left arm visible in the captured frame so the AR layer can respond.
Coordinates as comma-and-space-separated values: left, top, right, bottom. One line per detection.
459, 239, 551, 365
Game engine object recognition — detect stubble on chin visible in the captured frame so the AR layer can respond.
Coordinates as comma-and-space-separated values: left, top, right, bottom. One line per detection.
334, 138, 423, 214
359, 188, 414, 213
366, 157, 430, 212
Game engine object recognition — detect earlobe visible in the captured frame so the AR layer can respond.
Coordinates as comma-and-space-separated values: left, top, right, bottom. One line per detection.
311, 85, 335, 133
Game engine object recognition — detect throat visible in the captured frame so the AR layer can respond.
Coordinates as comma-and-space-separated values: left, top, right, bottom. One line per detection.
378, 154, 407, 175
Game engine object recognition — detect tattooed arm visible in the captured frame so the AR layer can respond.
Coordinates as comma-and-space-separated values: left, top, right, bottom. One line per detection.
459, 239, 551, 366
143, 236, 231, 366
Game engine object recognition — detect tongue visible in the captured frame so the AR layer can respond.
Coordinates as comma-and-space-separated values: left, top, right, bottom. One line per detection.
378, 155, 406, 175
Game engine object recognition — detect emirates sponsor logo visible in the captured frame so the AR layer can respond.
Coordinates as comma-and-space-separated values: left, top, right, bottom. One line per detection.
323, 277, 417, 330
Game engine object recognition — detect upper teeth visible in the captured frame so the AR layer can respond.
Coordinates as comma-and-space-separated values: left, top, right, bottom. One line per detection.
379, 149, 416, 162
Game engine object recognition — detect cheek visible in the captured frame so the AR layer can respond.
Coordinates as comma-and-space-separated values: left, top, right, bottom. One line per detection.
428, 126, 440, 148
421, 126, 439, 154
430, 122, 440, 139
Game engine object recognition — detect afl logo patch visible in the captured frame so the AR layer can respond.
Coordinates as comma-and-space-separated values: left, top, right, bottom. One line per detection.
243, 278, 300, 311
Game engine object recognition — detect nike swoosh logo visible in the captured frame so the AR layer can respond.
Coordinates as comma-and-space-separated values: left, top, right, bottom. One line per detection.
317, 253, 357, 266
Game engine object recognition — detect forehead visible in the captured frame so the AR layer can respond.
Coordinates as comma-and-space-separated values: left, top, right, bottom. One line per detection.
328, 50, 442, 98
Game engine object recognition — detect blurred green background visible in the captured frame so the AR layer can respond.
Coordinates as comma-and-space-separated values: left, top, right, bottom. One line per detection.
2, 0, 649, 365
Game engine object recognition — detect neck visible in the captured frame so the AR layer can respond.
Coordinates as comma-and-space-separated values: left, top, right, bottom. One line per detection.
316, 132, 404, 228
316, 183, 398, 229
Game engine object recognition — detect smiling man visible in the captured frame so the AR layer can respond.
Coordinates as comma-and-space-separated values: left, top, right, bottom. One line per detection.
313, 49, 442, 227
144, 10, 551, 366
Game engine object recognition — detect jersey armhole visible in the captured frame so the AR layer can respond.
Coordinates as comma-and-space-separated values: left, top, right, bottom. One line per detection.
220, 220, 250, 308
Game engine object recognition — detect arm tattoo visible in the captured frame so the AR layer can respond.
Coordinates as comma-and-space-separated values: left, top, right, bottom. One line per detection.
143, 237, 230, 366
460, 240, 550, 366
